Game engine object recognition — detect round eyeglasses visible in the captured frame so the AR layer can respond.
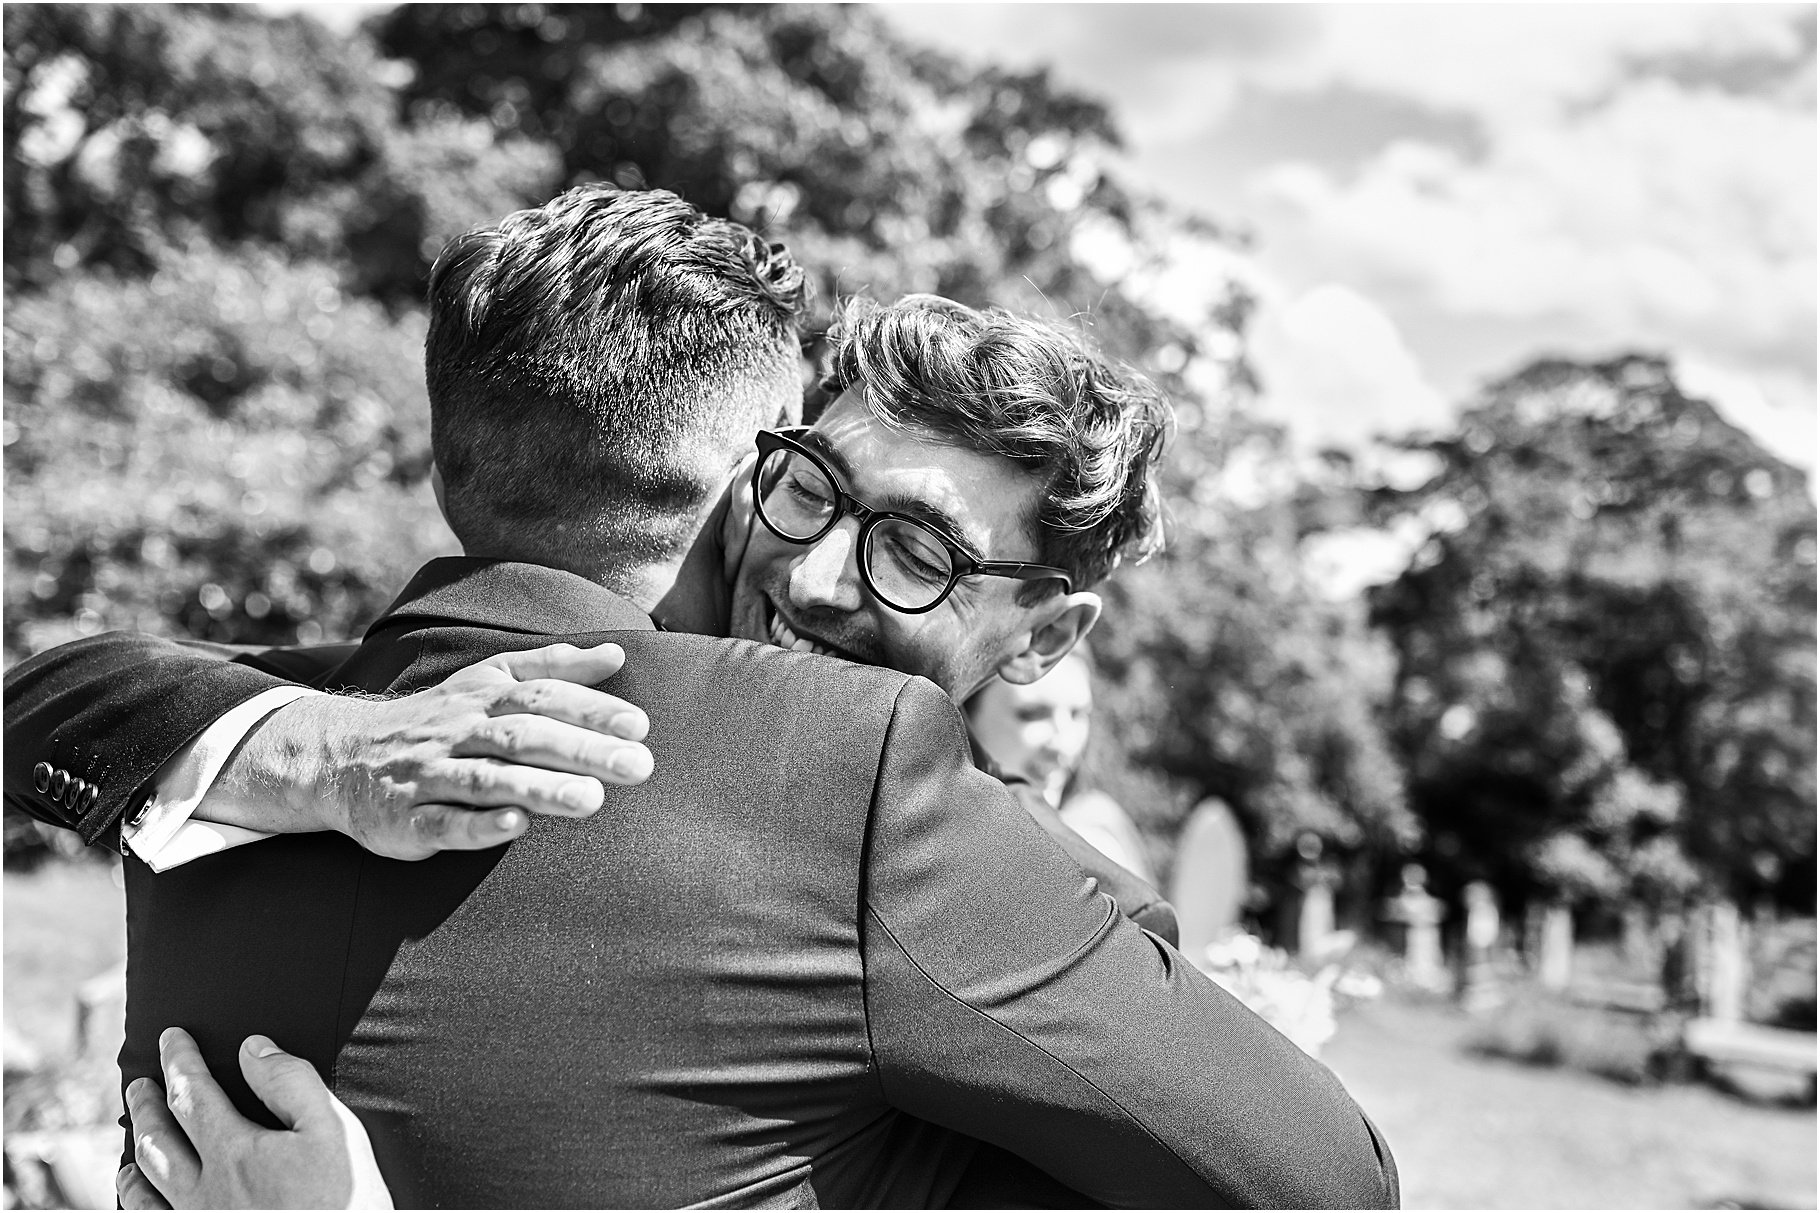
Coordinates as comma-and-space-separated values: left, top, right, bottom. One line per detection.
751, 428, 1073, 614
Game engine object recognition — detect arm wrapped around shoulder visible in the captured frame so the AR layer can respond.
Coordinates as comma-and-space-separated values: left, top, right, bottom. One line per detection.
1009, 784, 1180, 947
863, 674, 1399, 1209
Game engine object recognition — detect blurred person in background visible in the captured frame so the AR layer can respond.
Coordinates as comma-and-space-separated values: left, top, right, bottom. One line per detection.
967, 643, 1158, 886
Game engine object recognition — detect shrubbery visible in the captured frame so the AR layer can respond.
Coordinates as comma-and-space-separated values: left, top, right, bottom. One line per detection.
5, 244, 450, 662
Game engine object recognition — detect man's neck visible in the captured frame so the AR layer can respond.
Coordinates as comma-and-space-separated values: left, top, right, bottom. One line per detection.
454, 546, 675, 617
456, 503, 733, 637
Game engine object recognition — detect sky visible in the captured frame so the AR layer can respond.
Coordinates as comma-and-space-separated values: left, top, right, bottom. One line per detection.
877, 3, 1817, 473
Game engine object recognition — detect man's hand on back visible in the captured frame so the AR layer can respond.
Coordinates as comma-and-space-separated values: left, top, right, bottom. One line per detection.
201, 642, 654, 860
119, 1028, 392, 1210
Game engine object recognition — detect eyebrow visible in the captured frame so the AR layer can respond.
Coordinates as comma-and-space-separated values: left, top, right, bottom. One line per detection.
798, 428, 986, 563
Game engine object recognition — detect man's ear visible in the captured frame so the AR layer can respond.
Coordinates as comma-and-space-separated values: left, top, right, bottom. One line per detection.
997, 591, 1101, 686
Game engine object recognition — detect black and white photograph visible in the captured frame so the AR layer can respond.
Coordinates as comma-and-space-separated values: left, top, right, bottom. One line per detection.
3, 3, 1814, 1209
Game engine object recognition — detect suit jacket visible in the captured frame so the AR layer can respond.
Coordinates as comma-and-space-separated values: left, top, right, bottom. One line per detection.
7, 558, 1398, 1207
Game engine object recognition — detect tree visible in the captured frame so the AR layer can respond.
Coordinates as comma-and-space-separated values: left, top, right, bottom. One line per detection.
1365, 354, 1815, 909
1089, 404, 1420, 897
4, 4, 559, 300
371, 4, 1168, 341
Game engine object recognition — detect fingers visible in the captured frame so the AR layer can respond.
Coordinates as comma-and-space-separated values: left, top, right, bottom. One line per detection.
238, 1035, 339, 1133
124, 1074, 199, 1200
117, 1163, 173, 1211
375, 804, 529, 860
416, 757, 606, 818
157, 1028, 246, 1150
454, 714, 653, 787
488, 678, 651, 743
482, 642, 627, 687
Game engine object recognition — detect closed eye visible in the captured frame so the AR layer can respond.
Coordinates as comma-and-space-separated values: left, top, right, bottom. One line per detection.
784, 473, 833, 507
881, 530, 948, 581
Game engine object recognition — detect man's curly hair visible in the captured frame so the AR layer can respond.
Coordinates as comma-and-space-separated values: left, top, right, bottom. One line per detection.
821, 295, 1171, 601
427, 184, 808, 573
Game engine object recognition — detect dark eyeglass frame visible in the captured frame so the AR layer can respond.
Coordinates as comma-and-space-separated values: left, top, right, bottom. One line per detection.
752, 428, 1074, 615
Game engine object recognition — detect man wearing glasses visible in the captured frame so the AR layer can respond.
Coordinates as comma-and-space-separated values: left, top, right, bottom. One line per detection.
8, 192, 1396, 1208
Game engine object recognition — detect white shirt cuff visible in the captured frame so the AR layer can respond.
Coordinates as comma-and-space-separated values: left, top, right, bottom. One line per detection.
122, 686, 323, 873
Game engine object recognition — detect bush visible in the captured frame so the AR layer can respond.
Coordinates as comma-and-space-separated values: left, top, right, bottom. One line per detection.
4, 244, 452, 666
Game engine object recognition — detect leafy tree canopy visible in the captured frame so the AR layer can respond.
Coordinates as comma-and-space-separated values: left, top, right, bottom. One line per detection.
1363, 354, 1815, 908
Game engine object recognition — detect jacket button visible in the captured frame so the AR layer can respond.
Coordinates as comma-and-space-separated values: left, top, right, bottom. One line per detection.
49, 769, 70, 801
64, 778, 89, 808
33, 762, 52, 793
78, 784, 100, 814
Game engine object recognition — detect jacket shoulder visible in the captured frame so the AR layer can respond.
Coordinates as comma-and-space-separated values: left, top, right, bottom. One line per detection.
560, 630, 938, 758
585, 630, 919, 705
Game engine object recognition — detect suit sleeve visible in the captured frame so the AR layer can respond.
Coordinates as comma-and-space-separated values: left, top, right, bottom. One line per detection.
861, 676, 1399, 1209
2, 633, 309, 849
1009, 779, 1179, 947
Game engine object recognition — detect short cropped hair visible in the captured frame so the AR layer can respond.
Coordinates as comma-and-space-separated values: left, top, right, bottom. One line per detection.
821, 295, 1170, 600
427, 185, 807, 572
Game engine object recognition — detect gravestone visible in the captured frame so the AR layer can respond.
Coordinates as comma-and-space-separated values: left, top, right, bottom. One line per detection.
1703, 900, 1746, 1023
1538, 901, 1574, 990
1384, 864, 1448, 991
1171, 798, 1249, 968
1658, 909, 1699, 1013
1294, 833, 1338, 961
1460, 880, 1503, 1012
1620, 902, 1657, 970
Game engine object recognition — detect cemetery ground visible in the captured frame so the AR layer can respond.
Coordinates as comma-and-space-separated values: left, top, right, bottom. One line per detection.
4, 858, 1817, 1211
1325, 995, 1816, 1209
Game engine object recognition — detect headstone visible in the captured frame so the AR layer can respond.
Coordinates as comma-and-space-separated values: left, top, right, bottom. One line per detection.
1538, 901, 1574, 990
1523, 900, 1545, 972
3, 1019, 43, 1076
1706, 900, 1746, 1023
1294, 833, 1337, 961
1460, 880, 1503, 1012
1170, 798, 1249, 967
1658, 909, 1699, 1013
1620, 902, 1655, 970
1384, 863, 1448, 991
75, 960, 126, 1057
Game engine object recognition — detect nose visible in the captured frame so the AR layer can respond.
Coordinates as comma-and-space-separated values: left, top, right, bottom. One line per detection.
787, 519, 864, 612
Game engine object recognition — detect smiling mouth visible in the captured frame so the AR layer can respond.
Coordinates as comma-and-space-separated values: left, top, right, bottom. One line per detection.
764, 599, 850, 660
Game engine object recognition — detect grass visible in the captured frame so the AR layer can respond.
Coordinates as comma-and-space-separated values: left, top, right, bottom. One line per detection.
1324, 995, 1818, 1209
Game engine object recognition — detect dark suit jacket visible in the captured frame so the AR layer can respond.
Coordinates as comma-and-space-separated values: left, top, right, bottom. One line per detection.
6, 558, 1398, 1207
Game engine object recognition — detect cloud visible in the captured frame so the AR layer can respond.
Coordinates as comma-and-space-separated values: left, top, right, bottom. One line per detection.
875, 3, 1320, 141
1254, 82, 1811, 334
1247, 72, 1814, 459
877, 4, 1816, 464
1257, 4, 1813, 127
1248, 282, 1452, 450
